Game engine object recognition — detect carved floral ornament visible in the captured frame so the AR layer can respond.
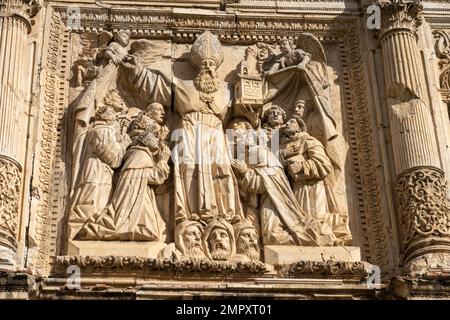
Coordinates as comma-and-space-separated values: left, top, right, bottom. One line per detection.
0, 155, 21, 251
433, 30, 450, 95
396, 166, 450, 258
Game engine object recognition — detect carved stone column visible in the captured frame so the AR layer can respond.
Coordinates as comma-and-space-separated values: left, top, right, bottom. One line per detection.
377, 0, 450, 275
0, 0, 40, 271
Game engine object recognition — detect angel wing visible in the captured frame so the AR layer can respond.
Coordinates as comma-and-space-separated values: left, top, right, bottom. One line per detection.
77, 31, 113, 61
128, 39, 171, 67
296, 33, 327, 64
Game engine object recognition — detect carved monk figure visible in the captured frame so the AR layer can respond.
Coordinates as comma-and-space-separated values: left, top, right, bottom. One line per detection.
68, 105, 130, 239
233, 220, 260, 262
261, 105, 286, 153
76, 124, 171, 241
145, 102, 169, 144
202, 219, 236, 261
158, 220, 206, 261
122, 31, 242, 225
282, 116, 351, 244
229, 118, 336, 246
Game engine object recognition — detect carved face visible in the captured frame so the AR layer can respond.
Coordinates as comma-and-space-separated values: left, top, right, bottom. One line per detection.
284, 118, 301, 136
115, 32, 130, 47
294, 100, 306, 118
194, 61, 220, 94
141, 131, 159, 150
267, 107, 285, 128
183, 225, 202, 249
182, 225, 205, 258
200, 59, 217, 72
236, 228, 260, 261
279, 40, 292, 54
147, 103, 165, 125
208, 227, 231, 260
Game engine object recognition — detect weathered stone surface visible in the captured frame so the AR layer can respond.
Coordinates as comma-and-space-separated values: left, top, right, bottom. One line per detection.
264, 246, 361, 265
68, 241, 167, 258
1, 0, 450, 300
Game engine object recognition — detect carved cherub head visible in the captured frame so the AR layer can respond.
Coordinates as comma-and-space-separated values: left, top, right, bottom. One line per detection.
278, 39, 295, 54
262, 105, 286, 128
113, 30, 131, 47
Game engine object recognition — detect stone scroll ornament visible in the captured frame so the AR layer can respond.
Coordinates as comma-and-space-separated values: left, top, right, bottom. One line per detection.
0, 156, 21, 257
396, 166, 450, 258
433, 30, 450, 93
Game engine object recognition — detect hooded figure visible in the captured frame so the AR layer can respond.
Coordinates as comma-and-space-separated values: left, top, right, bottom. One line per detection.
202, 219, 236, 261
158, 220, 206, 261
232, 220, 261, 262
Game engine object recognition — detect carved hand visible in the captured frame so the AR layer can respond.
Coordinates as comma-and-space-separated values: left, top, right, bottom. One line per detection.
241, 105, 259, 127
231, 159, 248, 175
158, 144, 172, 162
287, 161, 303, 176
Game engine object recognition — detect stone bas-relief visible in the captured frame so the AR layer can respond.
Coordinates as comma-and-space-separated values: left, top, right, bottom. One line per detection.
4, 0, 450, 300
67, 30, 355, 264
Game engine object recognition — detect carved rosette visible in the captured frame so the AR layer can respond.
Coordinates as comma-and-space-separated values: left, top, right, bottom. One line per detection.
396, 167, 450, 260
0, 155, 22, 253
376, 0, 423, 36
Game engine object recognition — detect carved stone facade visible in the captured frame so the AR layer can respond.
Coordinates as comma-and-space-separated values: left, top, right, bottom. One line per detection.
1, 0, 450, 300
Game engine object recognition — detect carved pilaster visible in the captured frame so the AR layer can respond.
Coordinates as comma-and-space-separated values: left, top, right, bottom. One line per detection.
376, 0, 450, 274
0, 155, 21, 270
0, 0, 40, 270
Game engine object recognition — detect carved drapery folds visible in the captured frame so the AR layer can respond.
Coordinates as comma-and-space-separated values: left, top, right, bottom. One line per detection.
65, 29, 355, 267
377, 0, 450, 272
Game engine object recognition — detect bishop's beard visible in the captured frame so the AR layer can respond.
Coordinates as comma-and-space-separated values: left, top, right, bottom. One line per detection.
194, 68, 220, 94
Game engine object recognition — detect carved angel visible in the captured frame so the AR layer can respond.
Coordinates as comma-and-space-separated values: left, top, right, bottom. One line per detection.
73, 31, 113, 87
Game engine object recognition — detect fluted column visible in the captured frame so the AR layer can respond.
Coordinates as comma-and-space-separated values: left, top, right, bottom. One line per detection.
377, 0, 450, 275
0, 0, 40, 271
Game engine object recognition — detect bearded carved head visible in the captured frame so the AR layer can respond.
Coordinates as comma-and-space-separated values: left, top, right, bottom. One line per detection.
202, 219, 235, 261
175, 220, 206, 260
234, 221, 260, 261
190, 31, 223, 94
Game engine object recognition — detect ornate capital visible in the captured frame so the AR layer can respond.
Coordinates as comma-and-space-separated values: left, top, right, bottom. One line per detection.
376, 0, 423, 35
396, 166, 450, 262
0, 0, 42, 21
0, 155, 21, 253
